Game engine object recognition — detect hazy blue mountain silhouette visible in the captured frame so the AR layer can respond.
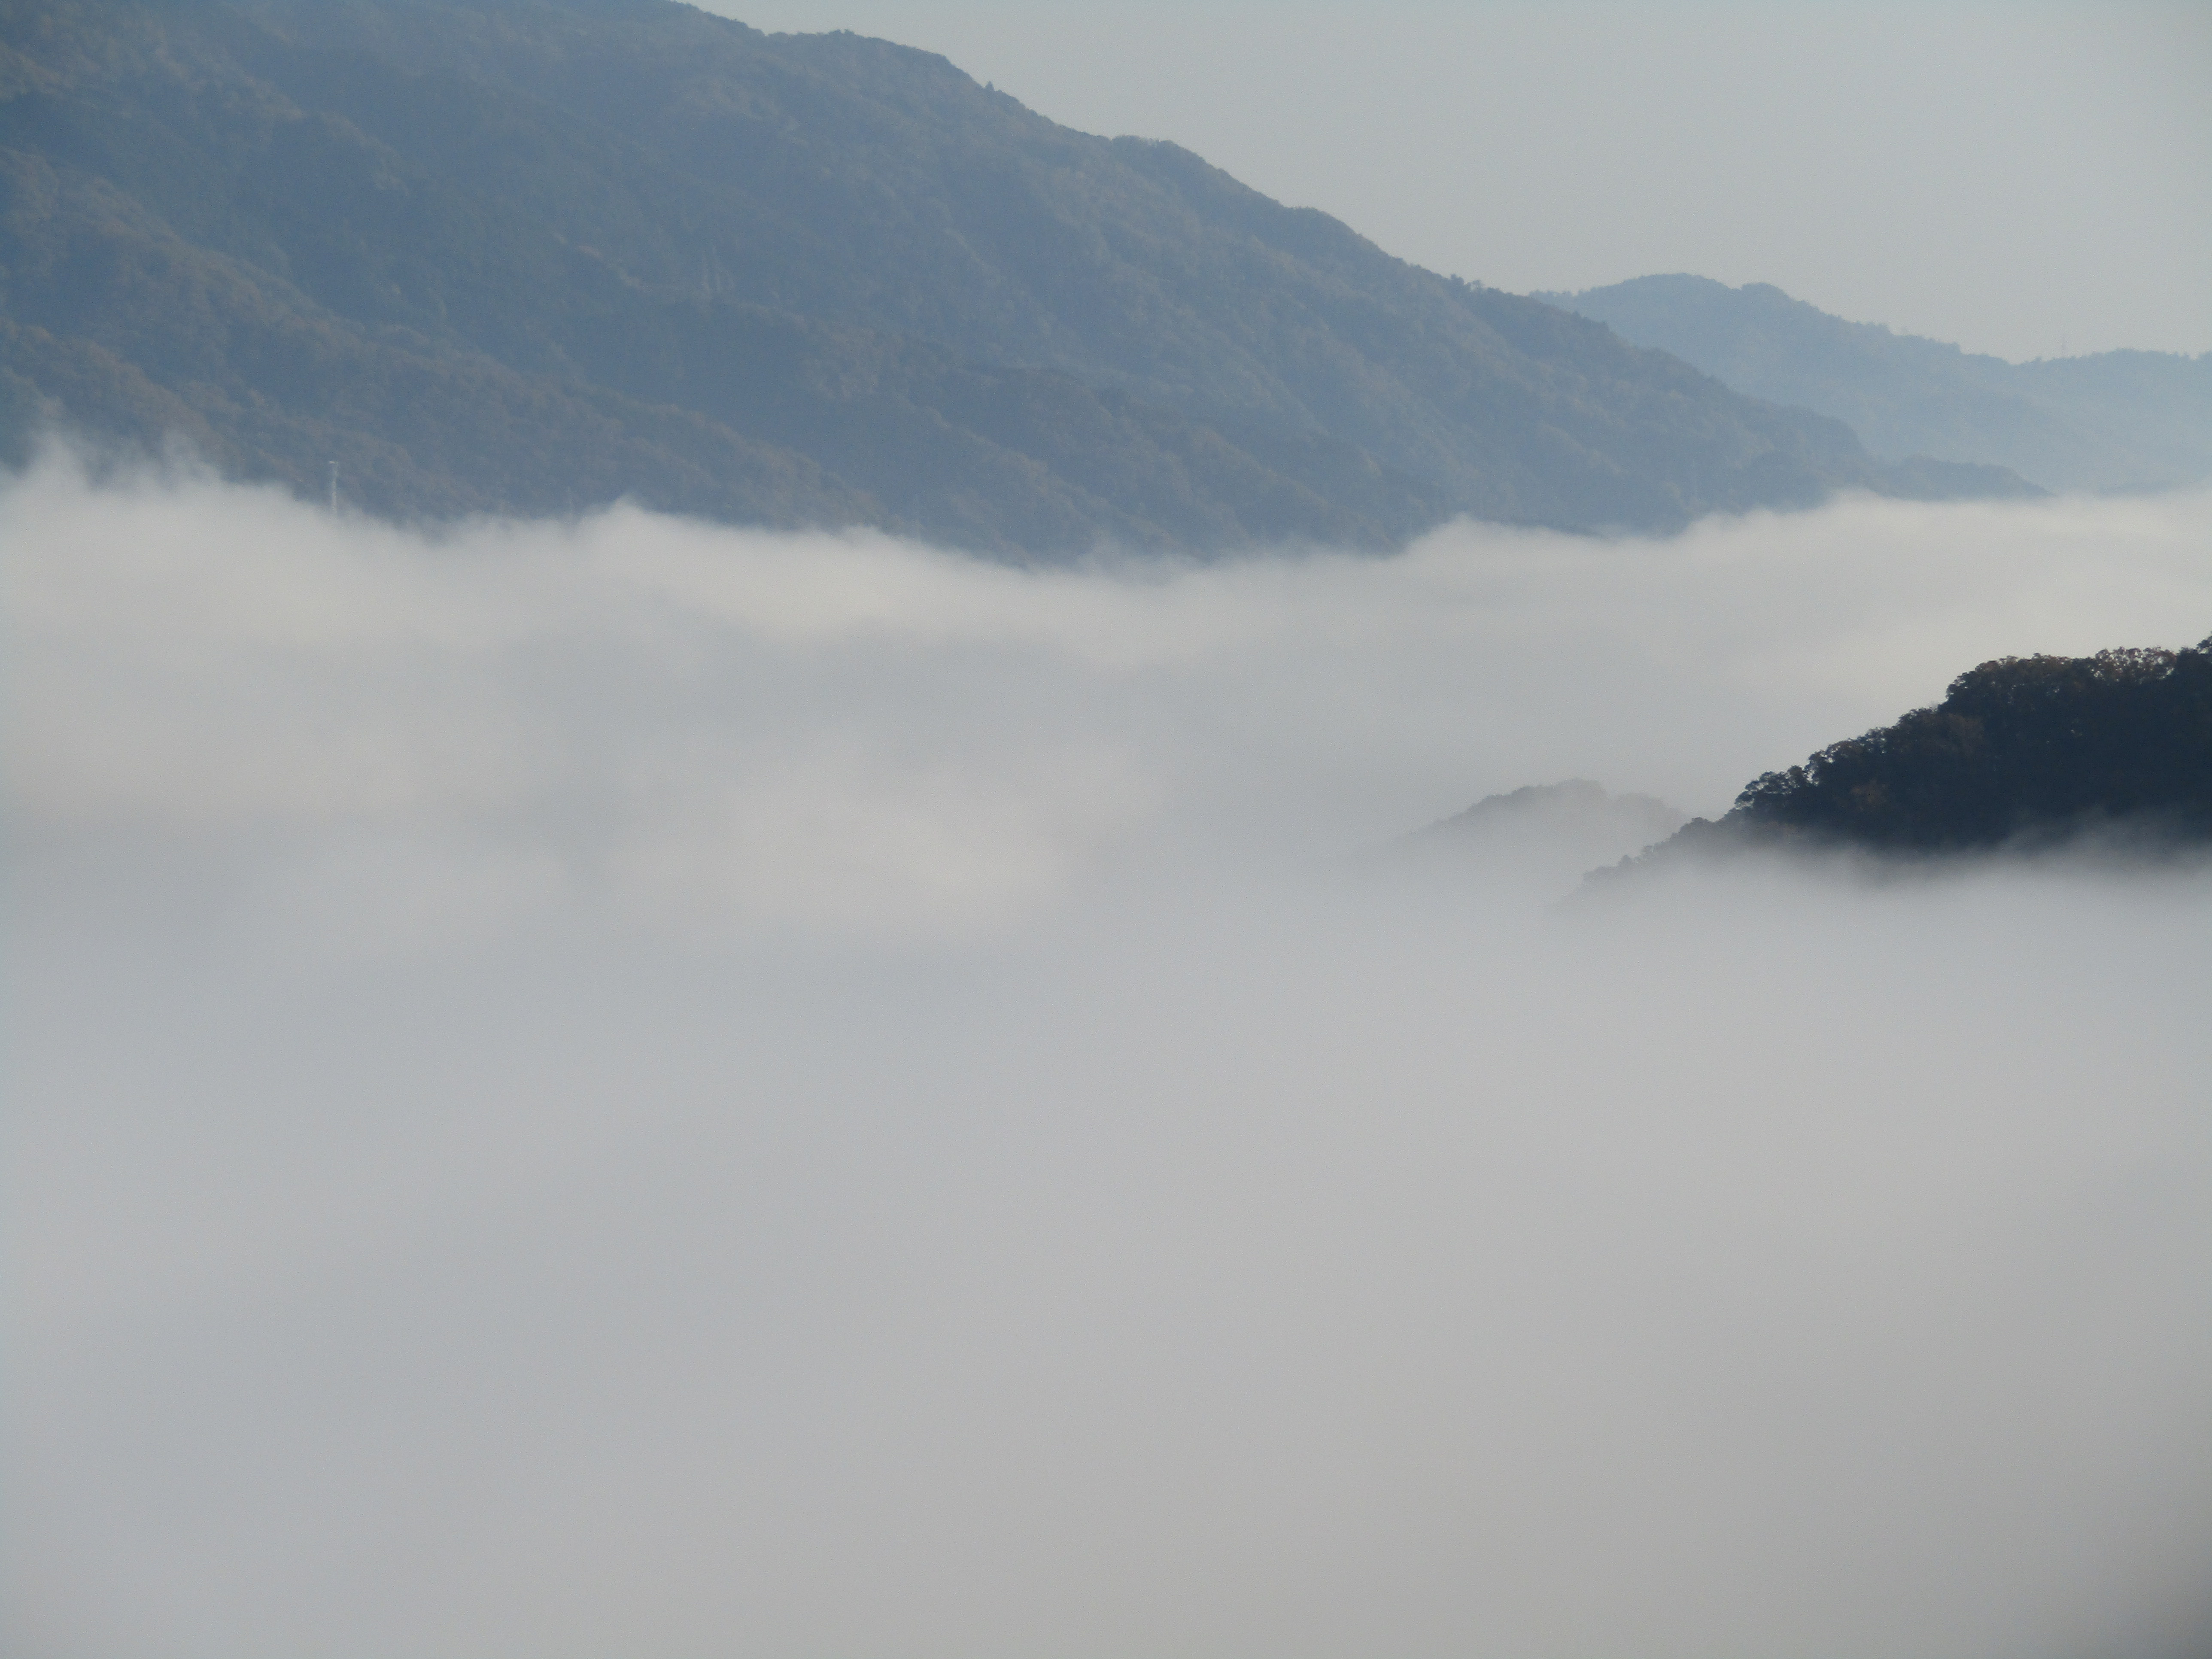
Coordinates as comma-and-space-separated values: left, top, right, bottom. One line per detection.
3, 0, 2034, 554
1542, 275, 2212, 495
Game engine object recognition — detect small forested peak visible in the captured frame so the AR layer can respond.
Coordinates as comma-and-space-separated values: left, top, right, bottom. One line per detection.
1728, 637, 2212, 849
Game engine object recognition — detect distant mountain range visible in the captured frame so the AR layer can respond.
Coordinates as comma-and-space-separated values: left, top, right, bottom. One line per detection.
0, 0, 2033, 556
1542, 276, 2212, 495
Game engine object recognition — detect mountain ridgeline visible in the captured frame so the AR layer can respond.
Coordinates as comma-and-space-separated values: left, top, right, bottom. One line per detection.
1, 0, 2032, 556
1544, 276, 2212, 495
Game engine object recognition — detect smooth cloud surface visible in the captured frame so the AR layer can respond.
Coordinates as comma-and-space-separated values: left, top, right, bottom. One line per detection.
5, 448, 2210, 1659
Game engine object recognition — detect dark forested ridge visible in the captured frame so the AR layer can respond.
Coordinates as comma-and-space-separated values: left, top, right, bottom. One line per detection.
1543, 275, 2212, 495
1607, 637, 2212, 876
2, 0, 2033, 555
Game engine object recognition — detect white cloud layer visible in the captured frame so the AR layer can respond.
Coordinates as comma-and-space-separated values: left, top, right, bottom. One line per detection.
4, 447, 2210, 1659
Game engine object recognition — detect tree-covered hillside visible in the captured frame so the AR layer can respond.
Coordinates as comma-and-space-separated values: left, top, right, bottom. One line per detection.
0, 0, 2034, 554
1544, 275, 2212, 495
1610, 636, 2212, 874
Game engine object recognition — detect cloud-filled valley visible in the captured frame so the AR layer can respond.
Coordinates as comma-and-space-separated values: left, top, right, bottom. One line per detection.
5, 450, 2211, 1659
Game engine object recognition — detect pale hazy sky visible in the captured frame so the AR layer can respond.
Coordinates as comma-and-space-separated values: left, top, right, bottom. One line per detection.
693, 0, 2212, 362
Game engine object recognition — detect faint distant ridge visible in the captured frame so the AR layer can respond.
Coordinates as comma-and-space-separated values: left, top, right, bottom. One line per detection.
1419, 779, 1684, 851
1391, 779, 1687, 895
1602, 636, 2212, 880
1540, 275, 2212, 495
1, 0, 2034, 556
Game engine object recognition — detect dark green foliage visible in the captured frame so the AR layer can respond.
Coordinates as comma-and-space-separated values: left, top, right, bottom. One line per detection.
1613, 638, 2212, 879
1731, 640, 2212, 848
1547, 275, 2210, 494
2, 0, 2036, 553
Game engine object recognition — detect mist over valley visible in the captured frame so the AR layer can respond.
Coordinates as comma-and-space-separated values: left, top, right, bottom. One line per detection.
6, 451, 2211, 1658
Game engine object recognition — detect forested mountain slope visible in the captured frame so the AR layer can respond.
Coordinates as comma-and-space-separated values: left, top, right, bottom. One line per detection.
1, 0, 2030, 554
1606, 636, 2212, 876
1544, 275, 2212, 495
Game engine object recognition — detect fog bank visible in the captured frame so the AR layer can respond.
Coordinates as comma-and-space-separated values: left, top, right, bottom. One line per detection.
5, 450, 2210, 1659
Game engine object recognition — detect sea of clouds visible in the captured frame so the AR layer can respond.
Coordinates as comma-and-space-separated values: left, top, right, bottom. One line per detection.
5, 444, 2210, 1659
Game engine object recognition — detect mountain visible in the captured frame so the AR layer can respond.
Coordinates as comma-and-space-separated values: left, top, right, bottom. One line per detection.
1402, 779, 1686, 892
1540, 275, 2212, 495
1602, 635, 2212, 877
0, 0, 2034, 557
